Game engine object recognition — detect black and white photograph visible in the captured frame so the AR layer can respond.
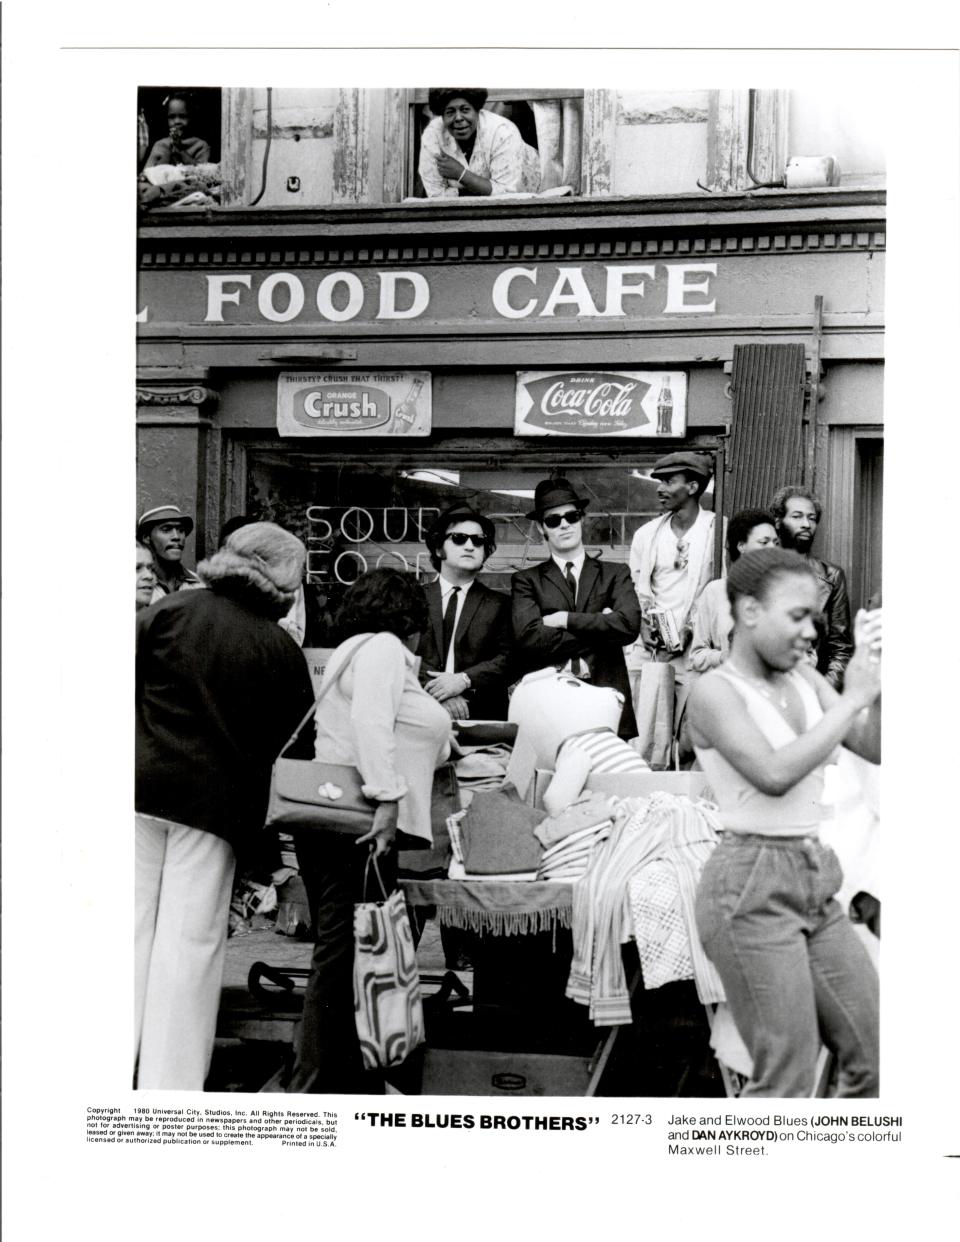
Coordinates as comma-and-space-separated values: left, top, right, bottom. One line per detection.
133, 78, 888, 1099
4, 12, 960, 1240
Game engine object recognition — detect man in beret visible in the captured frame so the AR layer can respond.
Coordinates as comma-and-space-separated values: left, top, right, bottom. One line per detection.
511, 478, 641, 739
418, 504, 514, 720
137, 505, 203, 604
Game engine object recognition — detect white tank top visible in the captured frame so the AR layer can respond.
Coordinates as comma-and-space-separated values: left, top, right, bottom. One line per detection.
694, 666, 828, 835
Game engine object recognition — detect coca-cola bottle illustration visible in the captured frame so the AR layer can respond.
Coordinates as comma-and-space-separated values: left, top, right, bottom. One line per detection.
390, 377, 424, 435
656, 376, 674, 435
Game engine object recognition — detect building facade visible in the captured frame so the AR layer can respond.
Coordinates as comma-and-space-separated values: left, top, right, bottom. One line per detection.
137, 86, 884, 638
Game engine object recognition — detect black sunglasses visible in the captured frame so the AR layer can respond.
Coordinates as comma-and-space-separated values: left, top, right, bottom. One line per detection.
446, 532, 486, 547
542, 509, 583, 529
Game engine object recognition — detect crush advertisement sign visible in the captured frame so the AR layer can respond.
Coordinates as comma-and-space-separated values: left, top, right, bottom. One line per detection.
515, 370, 687, 438
276, 371, 432, 437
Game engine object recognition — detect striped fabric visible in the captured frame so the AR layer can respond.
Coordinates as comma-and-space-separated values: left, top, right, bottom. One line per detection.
560, 728, 649, 775
537, 823, 612, 880
566, 793, 723, 1025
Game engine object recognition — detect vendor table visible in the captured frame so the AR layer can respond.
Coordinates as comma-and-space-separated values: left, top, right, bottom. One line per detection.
401, 876, 639, 1097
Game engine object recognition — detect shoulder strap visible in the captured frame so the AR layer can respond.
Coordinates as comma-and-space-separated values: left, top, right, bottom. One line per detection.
276, 633, 377, 760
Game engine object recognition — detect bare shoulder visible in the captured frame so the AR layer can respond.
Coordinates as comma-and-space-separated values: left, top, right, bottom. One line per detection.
688, 668, 737, 712
795, 661, 837, 709
686, 670, 740, 747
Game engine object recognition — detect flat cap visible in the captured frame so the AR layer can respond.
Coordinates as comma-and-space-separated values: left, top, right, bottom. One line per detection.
650, 452, 713, 481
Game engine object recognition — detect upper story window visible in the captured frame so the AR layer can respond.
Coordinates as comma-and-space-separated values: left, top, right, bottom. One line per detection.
137, 86, 222, 211
135, 86, 883, 215
407, 88, 583, 200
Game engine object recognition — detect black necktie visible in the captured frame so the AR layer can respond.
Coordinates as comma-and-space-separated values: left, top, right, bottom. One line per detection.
564, 561, 577, 605
442, 587, 461, 664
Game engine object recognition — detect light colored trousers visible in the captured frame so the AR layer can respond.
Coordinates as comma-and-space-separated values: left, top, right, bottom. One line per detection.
135, 813, 235, 1090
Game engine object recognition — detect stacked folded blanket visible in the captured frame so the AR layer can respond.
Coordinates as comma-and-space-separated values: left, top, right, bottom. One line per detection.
534, 792, 617, 880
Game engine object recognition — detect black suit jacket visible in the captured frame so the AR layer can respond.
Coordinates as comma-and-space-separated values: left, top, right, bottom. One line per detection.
511, 555, 641, 738
418, 578, 514, 720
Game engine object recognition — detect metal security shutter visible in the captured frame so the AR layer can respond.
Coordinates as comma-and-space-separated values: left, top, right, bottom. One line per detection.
725, 344, 806, 515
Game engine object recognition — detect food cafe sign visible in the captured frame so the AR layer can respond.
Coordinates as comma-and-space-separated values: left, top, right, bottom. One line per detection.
137, 262, 719, 327
515, 370, 687, 438
277, 371, 431, 437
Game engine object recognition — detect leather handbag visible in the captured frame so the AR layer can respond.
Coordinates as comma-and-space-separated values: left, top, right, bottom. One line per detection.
265, 636, 378, 837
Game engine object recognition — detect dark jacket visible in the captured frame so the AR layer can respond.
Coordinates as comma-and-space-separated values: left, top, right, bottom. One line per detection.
136, 588, 315, 860
511, 555, 641, 738
418, 578, 515, 720
809, 556, 854, 690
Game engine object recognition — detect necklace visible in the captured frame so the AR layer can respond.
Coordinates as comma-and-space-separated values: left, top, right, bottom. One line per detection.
725, 661, 790, 710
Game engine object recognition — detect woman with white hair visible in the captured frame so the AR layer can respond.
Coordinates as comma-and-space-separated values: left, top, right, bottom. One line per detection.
135, 522, 314, 1090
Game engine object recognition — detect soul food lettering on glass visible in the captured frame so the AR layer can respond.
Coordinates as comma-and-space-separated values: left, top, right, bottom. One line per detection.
277, 372, 431, 437
515, 370, 687, 437
305, 505, 441, 585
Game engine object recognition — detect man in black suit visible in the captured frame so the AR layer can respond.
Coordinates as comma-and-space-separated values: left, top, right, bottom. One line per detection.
511, 478, 641, 739
418, 504, 514, 720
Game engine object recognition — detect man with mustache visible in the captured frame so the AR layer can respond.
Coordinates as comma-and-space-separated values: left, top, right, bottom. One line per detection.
626, 453, 716, 762
628, 452, 716, 677
137, 505, 203, 604
770, 484, 853, 689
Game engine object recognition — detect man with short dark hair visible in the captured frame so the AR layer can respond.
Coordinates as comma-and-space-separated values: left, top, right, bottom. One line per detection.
511, 478, 641, 739
418, 504, 513, 720
137, 505, 203, 603
770, 484, 853, 689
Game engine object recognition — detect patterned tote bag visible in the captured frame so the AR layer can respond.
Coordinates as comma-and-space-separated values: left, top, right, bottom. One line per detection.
353, 852, 425, 1071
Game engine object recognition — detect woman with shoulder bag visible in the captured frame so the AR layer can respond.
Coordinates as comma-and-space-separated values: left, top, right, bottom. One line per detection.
286, 568, 452, 1094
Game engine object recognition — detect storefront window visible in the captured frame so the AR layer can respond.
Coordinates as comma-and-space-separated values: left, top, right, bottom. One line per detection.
245, 441, 715, 644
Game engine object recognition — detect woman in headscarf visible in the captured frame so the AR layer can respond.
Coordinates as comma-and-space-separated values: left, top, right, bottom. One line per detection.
135, 522, 314, 1090
418, 88, 541, 198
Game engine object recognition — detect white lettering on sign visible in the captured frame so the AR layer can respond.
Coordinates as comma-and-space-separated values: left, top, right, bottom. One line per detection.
491, 263, 715, 320
303, 392, 380, 421
492, 267, 539, 319
316, 273, 364, 322
540, 267, 600, 318
540, 379, 638, 419
205, 274, 253, 322
377, 272, 430, 320
663, 263, 717, 313
201, 263, 718, 324
258, 273, 305, 323
600, 266, 657, 317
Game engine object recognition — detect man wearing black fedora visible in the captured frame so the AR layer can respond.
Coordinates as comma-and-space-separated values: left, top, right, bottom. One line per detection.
511, 478, 641, 739
137, 504, 203, 604
418, 504, 514, 720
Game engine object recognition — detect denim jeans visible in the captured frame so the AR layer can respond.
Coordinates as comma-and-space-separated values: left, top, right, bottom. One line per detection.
695, 833, 879, 1098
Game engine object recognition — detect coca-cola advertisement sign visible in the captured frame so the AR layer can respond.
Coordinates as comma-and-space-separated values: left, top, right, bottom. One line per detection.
277, 371, 432, 437
515, 370, 687, 438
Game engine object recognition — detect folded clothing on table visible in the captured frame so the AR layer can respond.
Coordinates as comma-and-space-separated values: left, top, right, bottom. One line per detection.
458, 789, 544, 876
